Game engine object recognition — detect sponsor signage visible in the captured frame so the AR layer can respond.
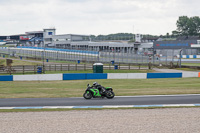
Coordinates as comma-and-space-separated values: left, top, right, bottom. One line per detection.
156, 43, 189, 47
20, 36, 30, 40
154, 40, 197, 49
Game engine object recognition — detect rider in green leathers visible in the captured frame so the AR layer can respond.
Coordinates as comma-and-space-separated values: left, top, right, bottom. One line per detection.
92, 82, 106, 94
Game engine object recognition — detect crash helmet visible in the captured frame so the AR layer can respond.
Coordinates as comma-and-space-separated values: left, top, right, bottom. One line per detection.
93, 82, 98, 86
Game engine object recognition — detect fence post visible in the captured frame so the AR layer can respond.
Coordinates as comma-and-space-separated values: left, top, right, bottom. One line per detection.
76, 64, 77, 71
148, 62, 152, 69
34, 65, 36, 74
49, 65, 51, 71
55, 64, 56, 71
68, 64, 70, 71
61, 64, 62, 71
129, 63, 130, 70
139, 64, 140, 70
9, 66, 11, 75
43, 65, 45, 74
109, 64, 111, 70
84, 64, 86, 71
119, 63, 120, 69
23, 66, 24, 74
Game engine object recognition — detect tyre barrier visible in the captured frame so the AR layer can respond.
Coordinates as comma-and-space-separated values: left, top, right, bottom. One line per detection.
0, 72, 200, 81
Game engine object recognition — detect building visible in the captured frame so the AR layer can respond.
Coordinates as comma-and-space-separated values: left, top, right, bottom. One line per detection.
153, 36, 200, 56
0, 28, 156, 54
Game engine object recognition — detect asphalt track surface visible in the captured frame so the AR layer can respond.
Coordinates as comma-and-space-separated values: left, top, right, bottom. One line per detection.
0, 94, 200, 107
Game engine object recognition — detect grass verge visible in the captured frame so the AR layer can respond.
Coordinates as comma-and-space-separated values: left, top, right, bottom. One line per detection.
182, 63, 200, 66
0, 58, 41, 66
175, 68, 199, 71
0, 78, 200, 98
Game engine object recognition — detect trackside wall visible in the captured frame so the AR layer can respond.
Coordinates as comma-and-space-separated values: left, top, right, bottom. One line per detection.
0, 72, 199, 81
13, 74, 63, 81
107, 73, 147, 79
147, 73, 182, 79
63, 73, 107, 80
182, 72, 199, 78
0, 75, 13, 81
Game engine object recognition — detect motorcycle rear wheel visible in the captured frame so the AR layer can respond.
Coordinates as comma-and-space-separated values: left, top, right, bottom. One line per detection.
105, 91, 115, 99
83, 92, 92, 99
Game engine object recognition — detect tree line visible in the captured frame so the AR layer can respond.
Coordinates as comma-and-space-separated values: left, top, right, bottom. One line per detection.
90, 33, 159, 41
90, 15, 200, 41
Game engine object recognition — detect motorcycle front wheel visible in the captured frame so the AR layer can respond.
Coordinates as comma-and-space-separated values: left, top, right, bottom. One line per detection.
83, 92, 92, 99
105, 91, 115, 99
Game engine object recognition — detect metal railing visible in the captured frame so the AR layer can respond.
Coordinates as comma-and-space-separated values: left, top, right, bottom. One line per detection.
0, 63, 149, 75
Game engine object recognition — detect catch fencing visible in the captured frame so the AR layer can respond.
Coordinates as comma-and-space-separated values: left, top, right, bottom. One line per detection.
0, 47, 186, 65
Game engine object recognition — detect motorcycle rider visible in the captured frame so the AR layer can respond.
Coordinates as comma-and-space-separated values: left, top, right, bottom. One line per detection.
92, 82, 106, 94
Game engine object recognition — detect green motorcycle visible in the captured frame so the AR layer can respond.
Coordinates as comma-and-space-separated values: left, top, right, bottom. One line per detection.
83, 83, 115, 99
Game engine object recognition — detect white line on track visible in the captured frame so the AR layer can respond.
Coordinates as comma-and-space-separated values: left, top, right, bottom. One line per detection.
70, 94, 200, 99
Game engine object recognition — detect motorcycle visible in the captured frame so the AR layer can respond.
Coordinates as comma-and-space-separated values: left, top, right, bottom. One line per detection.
83, 84, 115, 99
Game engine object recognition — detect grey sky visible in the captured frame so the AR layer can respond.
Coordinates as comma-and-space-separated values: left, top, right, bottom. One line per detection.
0, 0, 199, 36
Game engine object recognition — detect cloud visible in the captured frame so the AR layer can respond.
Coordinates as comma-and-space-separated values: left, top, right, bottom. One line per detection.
0, 0, 200, 35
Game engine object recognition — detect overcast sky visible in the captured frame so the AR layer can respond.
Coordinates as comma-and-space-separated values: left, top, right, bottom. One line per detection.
0, 0, 199, 36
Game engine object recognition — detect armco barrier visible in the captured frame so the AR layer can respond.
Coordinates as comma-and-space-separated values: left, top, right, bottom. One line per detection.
182, 72, 199, 78
147, 73, 182, 79
63, 73, 86, 80
86, 73, 107, 79
108, 73, 128, 79
13, 74, 62, 81
107, 73, 147, 79
63, 73, 107, 80
0, 75, 13, 81
1, 72, 199, 81
127, 73, 147, 79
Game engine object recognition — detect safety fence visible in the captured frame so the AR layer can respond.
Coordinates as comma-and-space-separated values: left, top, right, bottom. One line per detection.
0, 64, 148, 75
0, 47, 184, 65
0, 72, 199, 81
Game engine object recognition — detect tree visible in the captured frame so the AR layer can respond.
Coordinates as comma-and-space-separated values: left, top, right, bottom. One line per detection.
189, 16, 200, 35
166, 33, 169, 38
174, 16, 200, 36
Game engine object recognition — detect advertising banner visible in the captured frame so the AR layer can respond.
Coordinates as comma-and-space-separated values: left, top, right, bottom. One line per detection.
153, 40, 197, 49
20, 36, 30, 40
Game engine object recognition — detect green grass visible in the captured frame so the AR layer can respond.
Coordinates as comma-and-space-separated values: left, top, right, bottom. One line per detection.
0, 78, 200, 98
176, 68, 199, 71
182, 63, 200, 66
0, 58, 41, 66
48, 60, 91, 64
0, 45, 15, 47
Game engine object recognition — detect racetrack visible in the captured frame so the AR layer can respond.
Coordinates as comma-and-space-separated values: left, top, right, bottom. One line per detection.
1, 94, 200, 107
